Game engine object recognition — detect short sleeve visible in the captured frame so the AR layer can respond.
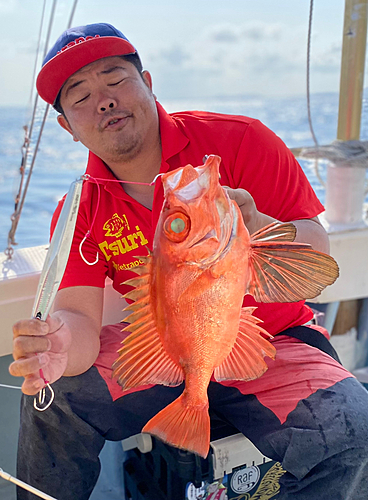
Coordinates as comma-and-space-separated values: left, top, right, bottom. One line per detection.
50, 198, 108, 290
231, 119, 324, 221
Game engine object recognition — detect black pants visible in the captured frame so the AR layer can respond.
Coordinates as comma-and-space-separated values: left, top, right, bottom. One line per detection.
17, 329, 368, 500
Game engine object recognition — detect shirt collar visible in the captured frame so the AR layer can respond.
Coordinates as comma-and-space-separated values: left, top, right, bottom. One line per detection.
156, 101, 189, 164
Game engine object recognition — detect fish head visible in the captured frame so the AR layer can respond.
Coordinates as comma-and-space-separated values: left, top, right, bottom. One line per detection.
155, 155, 234, 265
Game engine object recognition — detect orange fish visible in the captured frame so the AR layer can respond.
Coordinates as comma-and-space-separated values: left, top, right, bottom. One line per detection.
112, 155, 339, 457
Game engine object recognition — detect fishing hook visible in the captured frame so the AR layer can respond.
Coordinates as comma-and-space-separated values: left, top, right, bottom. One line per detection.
79, 232, 99, 266
34, 383, 55, 412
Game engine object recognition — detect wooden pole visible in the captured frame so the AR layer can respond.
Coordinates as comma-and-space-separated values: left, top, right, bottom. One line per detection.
330, 0, 368, 340
337, 0, 368, 141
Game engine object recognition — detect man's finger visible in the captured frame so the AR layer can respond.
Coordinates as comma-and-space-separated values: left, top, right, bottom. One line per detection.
12, 319, 49, 338
46, 328, 71, 354
45, 314, 64, 334
21, 375, 46, 396
9, 353, 49, 378
13, 336, 51, 360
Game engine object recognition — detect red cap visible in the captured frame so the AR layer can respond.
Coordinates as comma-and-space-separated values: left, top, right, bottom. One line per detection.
36, 23, 140, 105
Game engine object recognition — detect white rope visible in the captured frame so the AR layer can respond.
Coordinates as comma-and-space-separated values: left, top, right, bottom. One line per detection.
0, 383, 22, 390
67, 0, 79, 29
0, 468, 58, 500
299, 140, 368, 167
5, 0, 79, 258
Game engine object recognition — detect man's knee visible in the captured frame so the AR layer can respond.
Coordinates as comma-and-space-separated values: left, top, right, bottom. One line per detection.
260, 378, 368, 479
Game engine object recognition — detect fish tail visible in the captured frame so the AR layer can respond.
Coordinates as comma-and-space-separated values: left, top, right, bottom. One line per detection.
142, 393, 210, 458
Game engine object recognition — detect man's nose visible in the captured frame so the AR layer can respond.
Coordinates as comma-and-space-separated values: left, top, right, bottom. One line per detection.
98, 98, 117, 113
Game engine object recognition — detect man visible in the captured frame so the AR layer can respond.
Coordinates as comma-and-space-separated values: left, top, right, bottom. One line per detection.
10, 23, 368, 500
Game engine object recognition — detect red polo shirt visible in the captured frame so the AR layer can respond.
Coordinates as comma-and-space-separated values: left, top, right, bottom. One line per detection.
51, 102, 324, 335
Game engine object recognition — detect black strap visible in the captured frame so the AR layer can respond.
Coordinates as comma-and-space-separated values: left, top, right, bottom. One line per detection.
277, 325, 342, 365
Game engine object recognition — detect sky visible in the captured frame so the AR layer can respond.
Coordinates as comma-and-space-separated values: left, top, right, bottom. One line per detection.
0, 0, 355, 107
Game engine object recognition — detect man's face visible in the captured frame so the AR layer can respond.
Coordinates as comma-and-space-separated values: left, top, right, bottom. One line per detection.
57, 56, 159, 165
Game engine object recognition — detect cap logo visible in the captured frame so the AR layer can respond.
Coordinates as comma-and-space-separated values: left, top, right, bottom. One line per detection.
57, 34, 101, 54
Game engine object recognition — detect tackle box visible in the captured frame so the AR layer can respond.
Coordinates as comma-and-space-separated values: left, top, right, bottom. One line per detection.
122, 422, 284, 500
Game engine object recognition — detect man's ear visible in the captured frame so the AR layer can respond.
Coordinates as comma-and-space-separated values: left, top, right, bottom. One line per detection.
142, 70, 153, 92
57, 114, 79, 142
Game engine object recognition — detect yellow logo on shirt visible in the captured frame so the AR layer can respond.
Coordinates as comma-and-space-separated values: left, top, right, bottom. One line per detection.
98, 225, 149, 262
103, 213, 130, 238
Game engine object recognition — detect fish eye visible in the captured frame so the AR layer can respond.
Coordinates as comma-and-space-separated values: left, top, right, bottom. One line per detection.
163, 212, 190, 242
171, 218, 186, 233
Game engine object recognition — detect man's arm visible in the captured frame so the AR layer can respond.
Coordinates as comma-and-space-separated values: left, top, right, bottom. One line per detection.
10, 286, 103, 395
224, 186, 330, 254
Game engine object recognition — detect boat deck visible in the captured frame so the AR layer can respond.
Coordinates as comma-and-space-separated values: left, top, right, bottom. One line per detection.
0, 354, 127, 500
0, 354, 21, 500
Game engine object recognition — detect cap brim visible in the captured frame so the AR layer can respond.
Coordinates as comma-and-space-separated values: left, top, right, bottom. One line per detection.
36, 36, 137, 105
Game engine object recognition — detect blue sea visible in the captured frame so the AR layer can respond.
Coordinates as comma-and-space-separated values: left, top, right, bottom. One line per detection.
1, 92, 368, 252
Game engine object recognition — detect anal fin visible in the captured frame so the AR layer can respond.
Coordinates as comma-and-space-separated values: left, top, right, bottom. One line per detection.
214, 307, 276, 382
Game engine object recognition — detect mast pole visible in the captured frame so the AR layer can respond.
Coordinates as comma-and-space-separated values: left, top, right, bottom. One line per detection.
337, 0, 368, 141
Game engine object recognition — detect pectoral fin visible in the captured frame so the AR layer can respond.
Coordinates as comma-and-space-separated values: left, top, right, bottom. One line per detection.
248, 224, 339, 303
250, 221, 296, 242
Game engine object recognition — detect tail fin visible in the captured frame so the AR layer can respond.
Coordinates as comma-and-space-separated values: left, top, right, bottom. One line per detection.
142, 393, 210, 458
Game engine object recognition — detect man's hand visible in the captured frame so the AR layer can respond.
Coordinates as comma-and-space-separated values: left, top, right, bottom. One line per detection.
9, 315, 72, 395
223, 186, 330, 253
223, 186, 275, 234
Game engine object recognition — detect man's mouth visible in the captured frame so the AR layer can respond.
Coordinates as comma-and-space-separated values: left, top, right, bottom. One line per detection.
102, 115, 131, 130
108, 118, 120, 126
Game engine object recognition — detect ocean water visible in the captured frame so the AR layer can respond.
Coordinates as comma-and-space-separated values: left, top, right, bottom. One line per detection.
1, 92, 368, 252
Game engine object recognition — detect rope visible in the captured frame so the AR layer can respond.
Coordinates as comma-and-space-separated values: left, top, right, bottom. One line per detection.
303, 0, 368, 190
306, 0, 326, 188
28, 0, 48, 116
306, 0, 319, 148
0, 384, 22, 390
67, 0, 79, 29
0, 468, 58, 500
4, 1, 48, 258
5, 0, 79, 259
300, 140, 368, 167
